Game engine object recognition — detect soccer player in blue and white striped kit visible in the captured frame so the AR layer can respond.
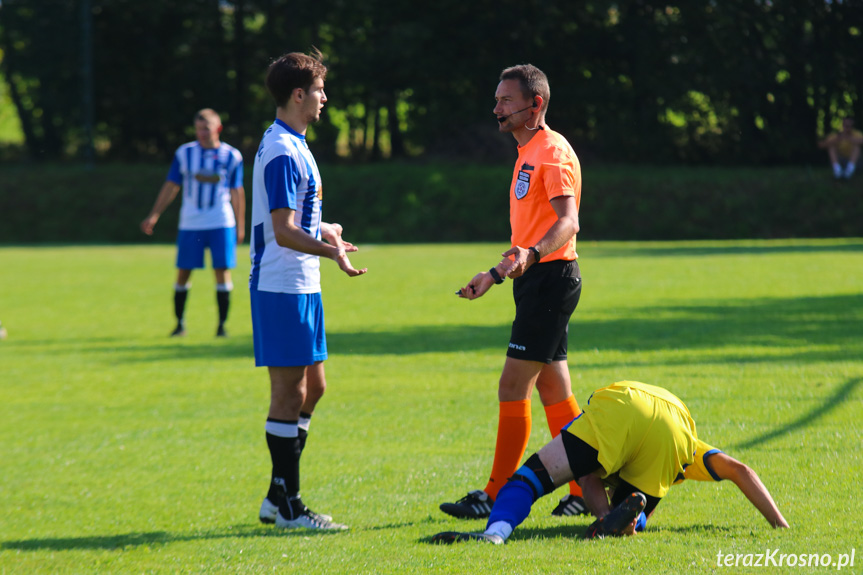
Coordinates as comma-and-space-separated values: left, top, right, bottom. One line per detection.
141, 108, 245, 337
250, 49, 367, 531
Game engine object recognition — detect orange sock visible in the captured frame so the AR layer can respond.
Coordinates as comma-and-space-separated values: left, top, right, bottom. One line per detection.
544, 395, 583, 497
483, 399, 531, 500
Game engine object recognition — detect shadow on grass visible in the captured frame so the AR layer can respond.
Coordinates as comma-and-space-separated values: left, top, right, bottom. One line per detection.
651, 523, 735, 535
1, 524, 344, 552
732, 377, 862, 450
512, 523, 730, 540
7, 294, 862, 366
510, 524, 589, 541
6, 336, 256, 363
419, 522, 736, 545
583, 241, 863, 259
334, 293, 863, 361
419, 525, 590, 546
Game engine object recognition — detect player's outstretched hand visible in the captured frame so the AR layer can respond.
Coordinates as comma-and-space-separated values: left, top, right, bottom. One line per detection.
324, 222, 365, 276
322, 222, 344, 240
336, 252, 367, 277
322, 222, 355, 249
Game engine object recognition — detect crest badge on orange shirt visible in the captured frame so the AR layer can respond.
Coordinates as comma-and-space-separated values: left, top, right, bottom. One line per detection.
515, 170, 530, 200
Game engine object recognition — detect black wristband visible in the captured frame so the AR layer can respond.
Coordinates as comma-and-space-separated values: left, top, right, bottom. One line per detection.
529, 246, 541, 263
489, 266, 504, 284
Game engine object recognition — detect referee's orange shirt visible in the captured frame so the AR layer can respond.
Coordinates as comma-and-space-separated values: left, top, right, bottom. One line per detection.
509, 126, 581, 262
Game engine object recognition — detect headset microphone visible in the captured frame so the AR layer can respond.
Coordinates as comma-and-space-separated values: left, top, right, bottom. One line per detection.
497, 105, 533, 123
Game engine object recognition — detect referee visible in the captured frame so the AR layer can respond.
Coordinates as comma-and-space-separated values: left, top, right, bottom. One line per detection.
442, 63, 586, 519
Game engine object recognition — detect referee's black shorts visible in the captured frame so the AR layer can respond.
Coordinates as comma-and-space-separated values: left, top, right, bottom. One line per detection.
506, 258, 581, 364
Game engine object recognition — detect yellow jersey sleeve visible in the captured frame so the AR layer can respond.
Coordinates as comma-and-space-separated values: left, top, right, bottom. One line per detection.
674, 439, 723, 484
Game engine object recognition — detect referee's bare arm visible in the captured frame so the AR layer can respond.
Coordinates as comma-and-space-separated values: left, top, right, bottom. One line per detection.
504, 195, 579, 278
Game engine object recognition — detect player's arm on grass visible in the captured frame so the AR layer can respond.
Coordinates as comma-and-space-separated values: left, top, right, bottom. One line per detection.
578, 472, 643, 536
578, 472, 612, 518
230, 186, 245, 244
503, 195, 579, 279
271, 209, 366, 277
140, 181, 181, 235
706, 452, 789, 528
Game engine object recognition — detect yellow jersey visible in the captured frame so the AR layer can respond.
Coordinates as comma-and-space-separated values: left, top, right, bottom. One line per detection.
565, 381, 698, 498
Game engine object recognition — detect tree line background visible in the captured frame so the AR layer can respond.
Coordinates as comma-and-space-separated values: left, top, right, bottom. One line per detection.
2, 0, 862, 166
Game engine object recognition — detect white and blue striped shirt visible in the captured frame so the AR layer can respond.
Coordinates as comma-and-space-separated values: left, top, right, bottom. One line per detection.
167, 141, 244, 230
249, 119, 323, 294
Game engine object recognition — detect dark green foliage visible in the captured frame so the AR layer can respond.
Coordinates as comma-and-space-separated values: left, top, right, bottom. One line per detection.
584, 165, 863, 240
1, 0, 861, 164
1, 163, 859, 244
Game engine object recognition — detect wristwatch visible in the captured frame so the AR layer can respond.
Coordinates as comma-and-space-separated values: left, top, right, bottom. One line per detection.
529, 246, 541, 264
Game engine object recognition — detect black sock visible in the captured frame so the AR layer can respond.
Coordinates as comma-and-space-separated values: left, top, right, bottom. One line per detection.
265, 421, 301, 500
216, 290, 230, 326
266, 436, 301, 495
298, 411, 312, 452
174, 289, 188, 325
297, 428, 308, 453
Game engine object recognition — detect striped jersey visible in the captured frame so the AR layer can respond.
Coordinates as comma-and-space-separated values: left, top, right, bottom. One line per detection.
249, 119, 323, 294
166, 141, 244, 230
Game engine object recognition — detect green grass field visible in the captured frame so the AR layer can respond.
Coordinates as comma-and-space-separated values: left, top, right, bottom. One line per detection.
1, 240, 861, 574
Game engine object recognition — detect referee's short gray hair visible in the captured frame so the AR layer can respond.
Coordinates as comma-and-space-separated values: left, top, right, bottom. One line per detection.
500, 64, 550, 114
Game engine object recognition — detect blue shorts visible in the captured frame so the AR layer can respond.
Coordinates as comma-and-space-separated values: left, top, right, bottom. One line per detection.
250, 289, 327, 367
176, 228, 237, 270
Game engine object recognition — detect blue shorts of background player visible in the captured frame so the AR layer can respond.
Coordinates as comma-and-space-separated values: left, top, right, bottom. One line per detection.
176, 227, 237, 270
166, 227, 238, 337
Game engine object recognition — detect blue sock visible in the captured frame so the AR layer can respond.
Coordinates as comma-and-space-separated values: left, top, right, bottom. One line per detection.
635, 511, 647, 532
513, 464, 548, 500
486, 480, 535, 530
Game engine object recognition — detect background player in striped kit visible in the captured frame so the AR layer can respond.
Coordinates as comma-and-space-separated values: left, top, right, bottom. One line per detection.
250, 49, 366, 531
140, 109, 245, 337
